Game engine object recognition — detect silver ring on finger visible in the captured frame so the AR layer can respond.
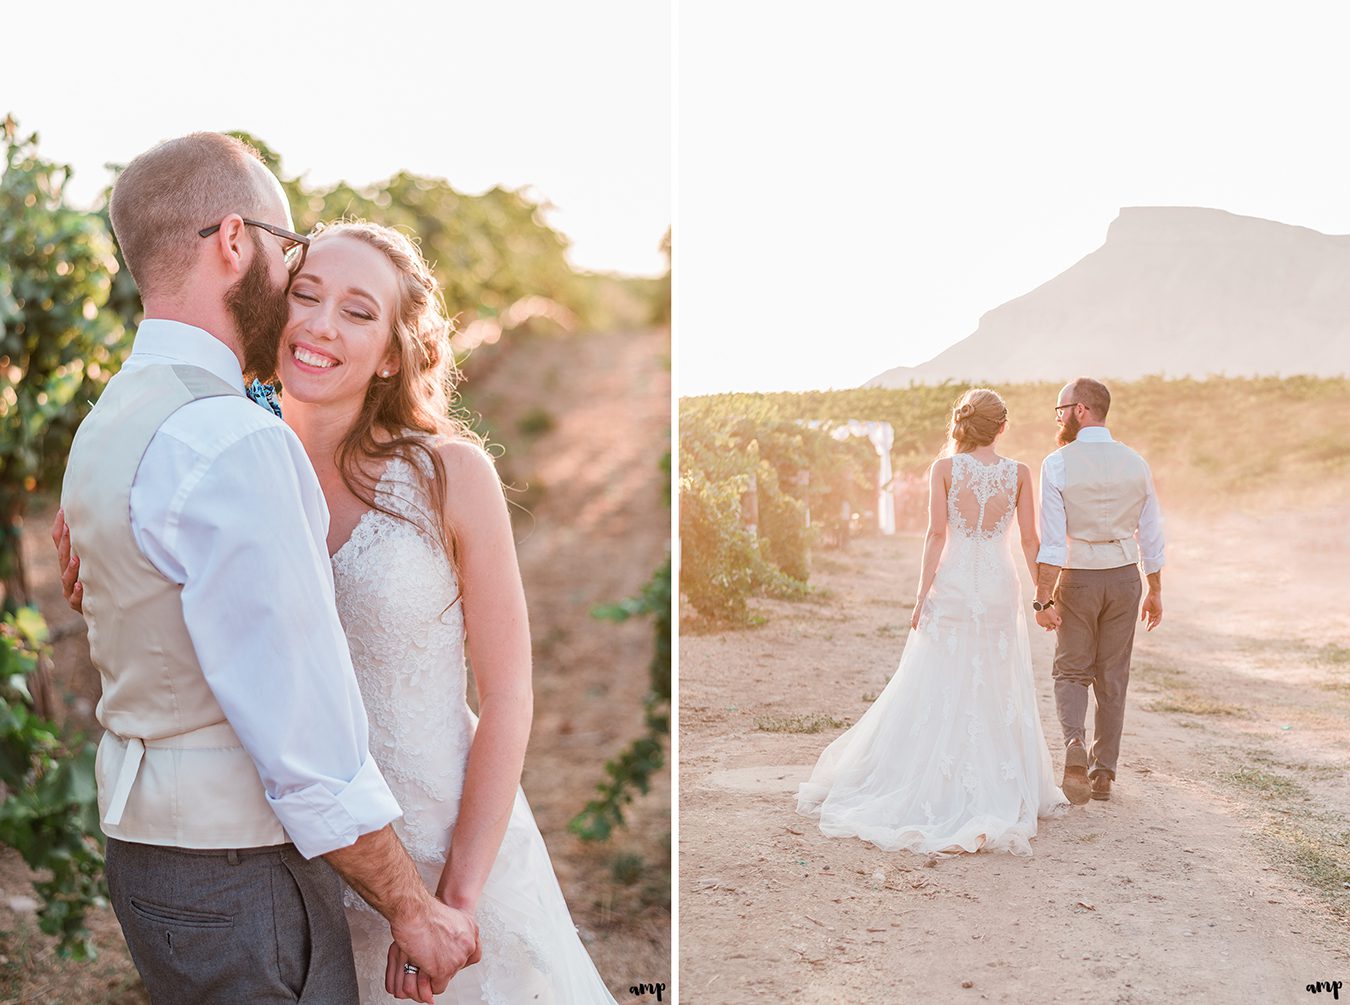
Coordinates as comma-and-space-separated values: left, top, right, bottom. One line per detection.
403, 963, 420, 975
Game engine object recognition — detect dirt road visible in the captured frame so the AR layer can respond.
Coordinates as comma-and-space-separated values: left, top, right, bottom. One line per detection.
679, 506, 1349, 1003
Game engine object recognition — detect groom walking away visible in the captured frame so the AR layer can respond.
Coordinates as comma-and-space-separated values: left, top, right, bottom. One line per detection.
56, 133, 475, 1003
1031, 377, 1165, 805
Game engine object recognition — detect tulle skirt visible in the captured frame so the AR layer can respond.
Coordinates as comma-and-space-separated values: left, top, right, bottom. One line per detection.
797, 573, 1067, 856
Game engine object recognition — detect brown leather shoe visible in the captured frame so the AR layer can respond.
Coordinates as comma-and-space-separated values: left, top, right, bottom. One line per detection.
1090, 774, 1112, 801
1062, 741, 1091, 805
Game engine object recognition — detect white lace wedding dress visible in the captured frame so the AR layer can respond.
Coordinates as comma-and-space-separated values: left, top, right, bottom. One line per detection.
796, 453, 1067, 855
331, 454, 617, 1003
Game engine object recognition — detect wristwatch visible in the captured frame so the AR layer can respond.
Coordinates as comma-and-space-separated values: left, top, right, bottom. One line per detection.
1032, 598, 1055, 612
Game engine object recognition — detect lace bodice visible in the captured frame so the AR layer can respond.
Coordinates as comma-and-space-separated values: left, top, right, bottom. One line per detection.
946, 453, 1019, 542
332, 454, 473, 866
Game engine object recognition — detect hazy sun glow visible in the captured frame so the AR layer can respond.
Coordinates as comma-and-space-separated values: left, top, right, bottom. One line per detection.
2, 0, 671, 278
678, 1, 1350, 396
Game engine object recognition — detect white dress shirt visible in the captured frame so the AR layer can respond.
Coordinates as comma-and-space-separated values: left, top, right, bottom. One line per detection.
1036, 426, 1166, 575
122, 319, 400, 858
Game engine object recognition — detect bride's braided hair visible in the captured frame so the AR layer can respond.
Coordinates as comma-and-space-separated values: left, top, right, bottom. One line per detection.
944, 387, 1008, 455
312, 220, 485, 589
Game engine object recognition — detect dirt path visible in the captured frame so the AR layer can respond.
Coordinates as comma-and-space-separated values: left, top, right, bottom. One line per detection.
473, 327, 672, 989
679, 507, 1349, 1003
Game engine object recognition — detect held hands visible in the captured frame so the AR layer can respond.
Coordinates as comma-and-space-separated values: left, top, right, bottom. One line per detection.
50, 509, 83, 613
386, 898, 481, 1002
1140, 590, 1163, 632
1034, 606, 1061, 633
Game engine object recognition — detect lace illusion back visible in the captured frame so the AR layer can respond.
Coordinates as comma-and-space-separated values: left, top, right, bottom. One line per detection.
797, 452, 1067, 856
947, 453, 1017, 541
332, 450, 616, 1004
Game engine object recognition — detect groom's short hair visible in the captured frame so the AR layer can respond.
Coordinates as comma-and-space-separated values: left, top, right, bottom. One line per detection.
1068, 377, 1111, 419
109, 132, 273, 299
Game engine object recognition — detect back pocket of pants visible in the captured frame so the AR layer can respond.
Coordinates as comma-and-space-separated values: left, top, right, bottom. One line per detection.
130, 897, 233, 929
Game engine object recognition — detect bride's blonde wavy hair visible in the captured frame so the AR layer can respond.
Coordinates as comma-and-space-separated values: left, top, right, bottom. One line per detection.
309, 220, 484, 585
942, 387, 1008, 456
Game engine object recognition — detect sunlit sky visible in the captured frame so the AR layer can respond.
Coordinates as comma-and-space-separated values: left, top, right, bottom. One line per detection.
2, 0, 670, 277
677, 2, 1350, 395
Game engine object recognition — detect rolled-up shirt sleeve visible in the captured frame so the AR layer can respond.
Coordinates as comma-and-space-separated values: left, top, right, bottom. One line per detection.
140, 416, 401, 858
1135, 463, 1166, 575
1036, 453, 1068, 567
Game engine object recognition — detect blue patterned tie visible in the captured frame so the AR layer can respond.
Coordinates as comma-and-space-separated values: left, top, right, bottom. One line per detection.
245, 379, 283, 419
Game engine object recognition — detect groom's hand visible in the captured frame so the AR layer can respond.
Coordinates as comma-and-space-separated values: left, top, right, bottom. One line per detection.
1034, 608, 1061, 632
50, 509, 84, 613
388, 898, 479, 1000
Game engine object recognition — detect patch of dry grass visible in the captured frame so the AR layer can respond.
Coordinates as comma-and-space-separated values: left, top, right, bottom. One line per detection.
1148, 695, 1246, 716
754, 713, 848, 734
1137, 661, 1247, 717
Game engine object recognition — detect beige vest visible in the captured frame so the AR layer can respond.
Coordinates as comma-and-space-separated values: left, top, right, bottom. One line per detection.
1058, 438, 1151, 570
62, 364, 288, 848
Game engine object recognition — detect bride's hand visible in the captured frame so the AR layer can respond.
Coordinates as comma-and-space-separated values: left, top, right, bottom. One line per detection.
50, 509, 84, 613
909, 598, 925, 631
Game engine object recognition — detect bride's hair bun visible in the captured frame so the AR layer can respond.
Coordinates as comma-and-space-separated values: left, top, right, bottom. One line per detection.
945, 388, 1009, 455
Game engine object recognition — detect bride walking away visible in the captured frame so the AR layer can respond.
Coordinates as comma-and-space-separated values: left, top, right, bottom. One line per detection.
797, 388, 1067, 855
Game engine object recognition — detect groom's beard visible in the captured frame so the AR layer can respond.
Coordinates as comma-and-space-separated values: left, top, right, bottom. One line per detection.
227, 239, 291, 382
1057, 412, 1082, 447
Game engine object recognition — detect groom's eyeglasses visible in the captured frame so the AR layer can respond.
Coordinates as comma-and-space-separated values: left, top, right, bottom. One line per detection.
1054, 402, 1081, 417
198, 219, 310, 279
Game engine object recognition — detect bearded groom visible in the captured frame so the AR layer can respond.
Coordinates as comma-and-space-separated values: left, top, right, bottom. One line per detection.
1032, 377, 1166, 805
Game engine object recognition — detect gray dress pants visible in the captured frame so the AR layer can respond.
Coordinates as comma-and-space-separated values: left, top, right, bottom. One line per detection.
1051, 564, 1143, 781
105, 838, 359, 1004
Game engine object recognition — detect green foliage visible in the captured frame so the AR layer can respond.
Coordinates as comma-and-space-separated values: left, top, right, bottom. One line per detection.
0, 609, 105, 960
570, 554, 671, 842
230, 128, 664, 335
516, 407, 556, 438
0, 117, 129, 610
651, 227, 671, 326
293, 172, 587, 330
610, 851, 645, 886
571, 451, 671, 842
685, 376, 1350, 514
678, 463, 758, 620
678, 395, 876, 620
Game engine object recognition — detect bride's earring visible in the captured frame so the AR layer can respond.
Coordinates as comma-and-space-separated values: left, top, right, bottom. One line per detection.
381, 370, 391, 378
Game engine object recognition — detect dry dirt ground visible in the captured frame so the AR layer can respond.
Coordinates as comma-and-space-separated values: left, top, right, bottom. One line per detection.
0, 325, 671, 1003
679, 503, 1350, 1003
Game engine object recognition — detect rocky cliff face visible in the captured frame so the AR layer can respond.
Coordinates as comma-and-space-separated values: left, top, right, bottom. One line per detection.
865, 207, 1350, 387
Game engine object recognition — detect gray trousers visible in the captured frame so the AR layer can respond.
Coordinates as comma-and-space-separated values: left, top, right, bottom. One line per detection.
1051, 564, 1143, 781
105, 838, 358, 1005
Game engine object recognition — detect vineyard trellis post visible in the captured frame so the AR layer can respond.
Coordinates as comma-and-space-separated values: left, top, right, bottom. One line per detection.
740, 471, 758, 539
794, 469, 810, 528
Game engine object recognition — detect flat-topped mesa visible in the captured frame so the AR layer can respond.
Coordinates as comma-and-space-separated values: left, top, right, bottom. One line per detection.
865, 207, 1350, 388
1104, 206, 1347, 247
